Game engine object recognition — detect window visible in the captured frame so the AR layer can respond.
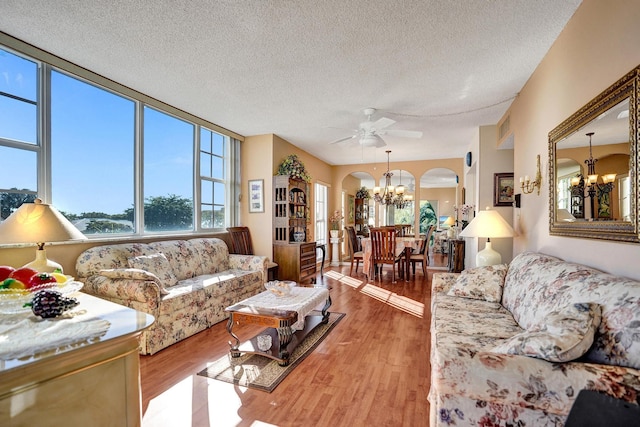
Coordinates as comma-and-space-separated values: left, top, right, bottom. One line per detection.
0, 41, 237, 236
143, 107, 194, 232
0, 48, 39, 219
0, 48, 38, 144
51, 70, 135, 234
557, 175, 572, 211
394, 202, 415, 231
200, 128, 227, 229
315, 183, 328, 245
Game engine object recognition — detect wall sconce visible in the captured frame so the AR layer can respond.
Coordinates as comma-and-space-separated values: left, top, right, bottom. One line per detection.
520, 154, 542, 195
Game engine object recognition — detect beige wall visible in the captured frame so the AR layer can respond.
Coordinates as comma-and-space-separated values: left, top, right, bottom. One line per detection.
241, 134, 274, 259
242, 134, 334, 259
465, 125, 516, 268
508, 0, 640, 280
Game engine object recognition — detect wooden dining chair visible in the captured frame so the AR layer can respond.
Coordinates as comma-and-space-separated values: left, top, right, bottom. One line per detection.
227, 226, 279, 281
409, 224, 436, 276
369, 226, 403, 283
394, 224, 412, 237
345, 226, 364, 275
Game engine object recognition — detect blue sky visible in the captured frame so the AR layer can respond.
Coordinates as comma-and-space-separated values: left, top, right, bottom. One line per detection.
1, 48, 195, 216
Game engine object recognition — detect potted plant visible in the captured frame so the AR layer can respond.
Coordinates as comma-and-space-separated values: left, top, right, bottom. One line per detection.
356, 186, 370, 199
276, 154, 311, 182
329, 210, 343, 238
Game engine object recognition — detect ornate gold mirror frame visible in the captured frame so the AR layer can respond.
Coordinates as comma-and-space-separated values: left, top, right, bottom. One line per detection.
549, 65, 639, 243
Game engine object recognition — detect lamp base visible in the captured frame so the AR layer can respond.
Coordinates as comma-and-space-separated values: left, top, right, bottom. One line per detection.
476, 241, 502, 267
23, 248, 63, 273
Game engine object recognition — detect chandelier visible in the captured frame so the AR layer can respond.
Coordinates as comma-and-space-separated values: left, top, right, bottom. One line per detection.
569, 132, 616, 219
373, 150, 413, 209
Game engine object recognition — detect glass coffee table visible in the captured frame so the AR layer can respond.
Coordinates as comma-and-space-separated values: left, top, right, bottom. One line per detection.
224, 286, 331, 366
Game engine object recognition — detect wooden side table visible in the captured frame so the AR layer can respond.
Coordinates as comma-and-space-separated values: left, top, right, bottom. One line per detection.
447, 239, 465, 273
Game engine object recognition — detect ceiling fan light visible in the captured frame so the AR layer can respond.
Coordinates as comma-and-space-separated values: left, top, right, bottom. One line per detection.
360, 134, 379, 147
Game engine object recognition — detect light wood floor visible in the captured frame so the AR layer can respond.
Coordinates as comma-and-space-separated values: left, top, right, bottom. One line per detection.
140, 253, 448, 427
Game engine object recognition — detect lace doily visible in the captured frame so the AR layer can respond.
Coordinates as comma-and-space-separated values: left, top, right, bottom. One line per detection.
0, 309, 111, 360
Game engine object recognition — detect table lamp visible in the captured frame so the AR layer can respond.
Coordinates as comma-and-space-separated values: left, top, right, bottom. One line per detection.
0, 198, 87, 272
443, 216, 456, 238
458, 207, 514, 266
557, 208, 576, 222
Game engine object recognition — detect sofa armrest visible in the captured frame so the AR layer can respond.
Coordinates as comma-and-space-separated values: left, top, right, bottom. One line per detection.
432, 272, 460, 294
82, 275, 163, 305
229, 254, 268, 282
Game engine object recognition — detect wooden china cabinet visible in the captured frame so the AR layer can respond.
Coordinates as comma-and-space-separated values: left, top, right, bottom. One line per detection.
354, 197, 369, 236
272, 175, 317, 283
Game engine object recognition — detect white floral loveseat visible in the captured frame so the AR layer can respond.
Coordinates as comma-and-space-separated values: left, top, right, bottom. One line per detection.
76, 238, 267, 355
430, 251, 640, 426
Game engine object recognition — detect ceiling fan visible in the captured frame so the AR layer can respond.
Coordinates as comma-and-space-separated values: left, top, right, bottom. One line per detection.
329, 108, 423, 148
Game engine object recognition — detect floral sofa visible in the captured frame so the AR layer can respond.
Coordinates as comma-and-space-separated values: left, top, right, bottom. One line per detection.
430, 251, 640, 426
76, 238, 267, 355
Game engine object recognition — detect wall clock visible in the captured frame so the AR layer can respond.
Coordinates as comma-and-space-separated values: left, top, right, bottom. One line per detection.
465, 152, 472, 167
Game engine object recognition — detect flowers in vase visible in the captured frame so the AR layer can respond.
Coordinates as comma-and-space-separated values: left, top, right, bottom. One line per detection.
454, 204, 475, 229
329, 210, 343, 230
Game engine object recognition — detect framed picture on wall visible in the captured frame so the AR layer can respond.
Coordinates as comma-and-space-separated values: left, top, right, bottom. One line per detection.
248, 179, 264, 213
348, 194, 355, 223
494, 173, 515, 207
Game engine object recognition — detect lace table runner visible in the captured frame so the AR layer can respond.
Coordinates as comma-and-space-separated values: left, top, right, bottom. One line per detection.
0, 309, 111, 360
241, 287, 329, 330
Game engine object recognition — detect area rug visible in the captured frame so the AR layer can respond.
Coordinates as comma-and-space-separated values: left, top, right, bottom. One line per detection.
197, 311, 345, 392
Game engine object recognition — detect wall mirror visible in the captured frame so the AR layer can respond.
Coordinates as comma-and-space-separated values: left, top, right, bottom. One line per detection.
549, 65, 639, 243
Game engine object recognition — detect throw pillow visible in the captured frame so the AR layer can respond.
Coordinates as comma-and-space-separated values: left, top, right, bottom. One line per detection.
446, 264, 508, 303
127, 253, 178, 288
99, 268, 170, 295
492, 302, 601, 362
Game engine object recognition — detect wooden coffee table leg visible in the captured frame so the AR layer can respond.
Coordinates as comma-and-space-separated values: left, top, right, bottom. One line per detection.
226, 314, 241, 358
277, 326, 293, 366
321, 295, 332, 323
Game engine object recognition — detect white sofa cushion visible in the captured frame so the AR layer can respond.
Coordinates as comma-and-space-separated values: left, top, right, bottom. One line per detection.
447, 264, 508, 303
492, 302, 601, 362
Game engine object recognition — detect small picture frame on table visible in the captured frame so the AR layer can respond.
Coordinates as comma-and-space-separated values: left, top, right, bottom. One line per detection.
494, 173, 515, 207
248, 179, 264, 213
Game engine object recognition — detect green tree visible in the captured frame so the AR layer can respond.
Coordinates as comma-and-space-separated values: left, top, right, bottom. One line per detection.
419, 201, 437, 235
125, 194, 193, 231
0, 190, 36, 220
84, 220, 133, 234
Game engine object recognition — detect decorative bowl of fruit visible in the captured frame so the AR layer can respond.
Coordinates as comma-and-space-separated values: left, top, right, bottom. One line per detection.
0, 266, 83, 315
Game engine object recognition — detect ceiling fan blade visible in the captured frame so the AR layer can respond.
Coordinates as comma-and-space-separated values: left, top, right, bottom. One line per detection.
371, 117, 396, 130
329, 134, 357, 144
380, 129, 423, 139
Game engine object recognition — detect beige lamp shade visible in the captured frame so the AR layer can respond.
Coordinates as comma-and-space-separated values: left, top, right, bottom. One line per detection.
458, 208, 514, 239
557, 208, 576, 222
443, 216, 455, 226
0, 199, 86, 272
458, 208, 514, 266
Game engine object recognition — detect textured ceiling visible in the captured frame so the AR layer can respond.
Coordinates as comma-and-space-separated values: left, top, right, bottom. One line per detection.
0, 0, 581, 165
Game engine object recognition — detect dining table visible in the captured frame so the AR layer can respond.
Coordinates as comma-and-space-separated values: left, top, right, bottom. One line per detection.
360, 236, 424, 281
